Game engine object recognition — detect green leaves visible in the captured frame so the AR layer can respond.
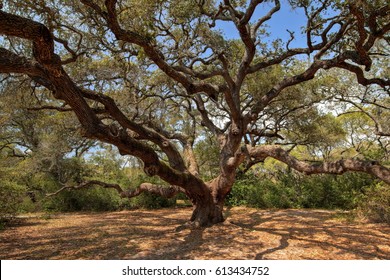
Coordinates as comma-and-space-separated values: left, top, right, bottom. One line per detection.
0, 180, 26, 222
118, 0, 160, 37
285, 113, 346, 147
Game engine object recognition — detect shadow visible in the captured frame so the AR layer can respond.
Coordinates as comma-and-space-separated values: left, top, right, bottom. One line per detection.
0, 209, 202, 260
255, 233, 290, 260
135, 227, 206, 259
0, 208, 389, 260
229, 209, 390, 260
5, 220, 43, 228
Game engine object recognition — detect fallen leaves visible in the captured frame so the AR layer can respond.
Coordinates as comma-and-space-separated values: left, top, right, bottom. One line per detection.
0, 207, 389, 259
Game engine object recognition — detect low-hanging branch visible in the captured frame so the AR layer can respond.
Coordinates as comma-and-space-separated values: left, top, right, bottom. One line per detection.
247, 145, 390, 184
45, 180, 184, 199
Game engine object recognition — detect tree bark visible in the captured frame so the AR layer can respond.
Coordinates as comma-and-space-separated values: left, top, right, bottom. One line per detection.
247, 145, 390, 184
190, 198, 225, 227
186, 174, 237, 227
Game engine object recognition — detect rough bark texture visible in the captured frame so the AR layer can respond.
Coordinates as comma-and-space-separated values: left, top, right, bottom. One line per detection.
247, 146, 390, 185
190, 199, 225, 227
188, 179, 229, 227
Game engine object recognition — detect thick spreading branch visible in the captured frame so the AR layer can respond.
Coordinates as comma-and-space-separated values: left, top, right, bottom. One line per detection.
46, 180, 184, 199
81, 89, 187, 171
122, 183, 184, 199
248, 145, 390, 184
0, 48, 41, 74
0, 11, 56, 65
0, 10, 102, 131
0, 9, 207, 195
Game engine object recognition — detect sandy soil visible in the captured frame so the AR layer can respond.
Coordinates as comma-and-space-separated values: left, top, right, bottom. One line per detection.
0, 207, 389, 260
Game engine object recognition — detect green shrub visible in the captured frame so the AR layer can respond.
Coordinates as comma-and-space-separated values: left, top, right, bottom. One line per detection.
0, 181, 26, 223
44, 187, 122, 212
129, 192, 176, 209
357, 183, 390, 224
276, 172, 372, 209
227, 171, 374, 210
227, 174, 291, 208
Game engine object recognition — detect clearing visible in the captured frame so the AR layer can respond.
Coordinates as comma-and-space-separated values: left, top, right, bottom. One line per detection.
0, 207, 389, 259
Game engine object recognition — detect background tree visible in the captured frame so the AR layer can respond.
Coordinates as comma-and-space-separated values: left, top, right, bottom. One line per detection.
0, 0, 389, 227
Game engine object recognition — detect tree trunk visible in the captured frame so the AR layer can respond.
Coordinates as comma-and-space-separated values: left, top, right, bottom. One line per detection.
190, 197, 225, 227
186, 178, 231, 227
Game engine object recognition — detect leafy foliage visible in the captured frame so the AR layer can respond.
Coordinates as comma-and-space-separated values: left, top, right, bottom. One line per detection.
228, 171, 375, 210
0, 180, 26, 224
357, 183, 390, 224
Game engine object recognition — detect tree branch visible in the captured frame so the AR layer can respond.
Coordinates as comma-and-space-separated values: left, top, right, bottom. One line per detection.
0, 48, 48, 79
27, 105, 74, 112
81, 89, 187, 171
0, 9, 206, 194
45, 180, 184, 199
252, 0, 280, 34
248, 145, 390, 184
122, 183, 184, 199
81, 0, 222, 100
0, 11, 54, 63
337, 62, 390, 88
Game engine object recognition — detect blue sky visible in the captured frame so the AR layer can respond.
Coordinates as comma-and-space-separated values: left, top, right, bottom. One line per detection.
215, 1, 308, 48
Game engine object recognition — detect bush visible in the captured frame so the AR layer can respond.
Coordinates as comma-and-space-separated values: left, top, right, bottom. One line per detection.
357, 183, 390, 224
276, 172, 372, 209
44, 187, 122, 212
0, 181, 26, 223
129, 192, 176, 209
227, 171, 374, 210
227, 174, 292, 208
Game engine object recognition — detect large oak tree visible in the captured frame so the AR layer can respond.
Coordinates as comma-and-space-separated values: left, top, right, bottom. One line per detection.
0, 0, 389, 226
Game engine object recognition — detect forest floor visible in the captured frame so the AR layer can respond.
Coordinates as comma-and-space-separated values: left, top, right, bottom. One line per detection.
0, 207, 389, 260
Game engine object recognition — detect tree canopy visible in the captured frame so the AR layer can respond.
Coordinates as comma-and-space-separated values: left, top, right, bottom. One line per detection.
0, 0, 389, 226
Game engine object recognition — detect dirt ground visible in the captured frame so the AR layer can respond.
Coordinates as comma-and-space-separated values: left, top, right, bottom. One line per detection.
0, 207, 389, 260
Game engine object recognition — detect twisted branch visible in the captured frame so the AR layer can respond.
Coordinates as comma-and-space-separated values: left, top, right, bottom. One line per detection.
247, 145, 390, 184
46, 180, 184, 199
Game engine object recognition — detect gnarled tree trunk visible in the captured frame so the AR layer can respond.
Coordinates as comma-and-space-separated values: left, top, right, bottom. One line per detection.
189, 196, 225, 227
186, 173, 236, 227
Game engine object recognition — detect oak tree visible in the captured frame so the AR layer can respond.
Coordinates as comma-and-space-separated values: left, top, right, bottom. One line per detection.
0, 0, 389, 226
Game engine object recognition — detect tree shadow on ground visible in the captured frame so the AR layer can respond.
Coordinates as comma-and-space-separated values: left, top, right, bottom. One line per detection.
229, 209, 390, 259
0, 208, 389, 259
